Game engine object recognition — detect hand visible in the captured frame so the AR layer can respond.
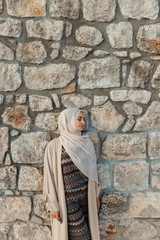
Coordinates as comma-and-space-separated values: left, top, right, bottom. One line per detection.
96, 197, 100, 211
50, 211, 60, 221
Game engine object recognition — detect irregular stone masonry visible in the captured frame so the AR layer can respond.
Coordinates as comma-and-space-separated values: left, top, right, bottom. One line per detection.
0, 0, 160, 239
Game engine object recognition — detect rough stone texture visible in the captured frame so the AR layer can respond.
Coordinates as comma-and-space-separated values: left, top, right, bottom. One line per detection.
62, 46, 92, 60
97, 163, 111, 189
61, 82, 76, 94
0, 42, 14, 60
49, 0, 79, 19
134, 101, 160, 131
99, 193, 127, 219
0, 197, 31, 222
15, 94, 27, 104
8, 223, 51, 240
0, 224, 10, 240
106, 22, 133, 49
33, 194, 49, 219
130, 52, 141, 59
93, 96, 108, 105
0, 0, 3, 12
65, 21, 72, 37
62, 94, 92, 108
0, 63, 21, 91
151, 163, 160, 174
0, 166, 17, 189
148, 132, 160, 160
127, 60, 153, 88
2, 106, 32, 131
123, 220, 157, 240
88, 132, 100, 159
113, 161, 149, 191
122, 116, 135, 132
75, 26, 103, 46
122, 101, 143, 115
0, 18, 21, 37
5, 154, 12, 166
110, 90, 151, 104
93, 50, 109, 57
102, 133, 147, 161
10, 130, 19, 137
6, 0, 46, 17
137, 24, 160, 54
51, 94, 60, 108
82, 0, 116, 22
91, 101, 125, 132
16, 41, 47, 64
50, 42, 60, 60
30, 216, 43, 224
6, 95, 14, 104
35, 113, 59, 132
29, 95, 53, 111
113, 51, 128, 57
151, 64, 160, 89
151, 176, 160, 189
0, 127, 8, 164
24, 64, 76, 90
129, 192, 160, 218
18, 166, 43, 191
11, 132, 50, 164
26, 19, 64, 40
118, 0, 159, 20
0, 94, 4, 104
78, 57, 120, 89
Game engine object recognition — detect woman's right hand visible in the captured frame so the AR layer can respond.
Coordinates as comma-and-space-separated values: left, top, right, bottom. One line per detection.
50, 211, 60, 221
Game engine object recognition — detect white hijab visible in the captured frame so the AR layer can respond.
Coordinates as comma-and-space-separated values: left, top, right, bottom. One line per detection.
58, 108, 98, 183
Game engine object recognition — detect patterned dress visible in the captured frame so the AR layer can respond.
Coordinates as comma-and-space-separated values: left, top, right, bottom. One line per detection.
61, 146, 91, 240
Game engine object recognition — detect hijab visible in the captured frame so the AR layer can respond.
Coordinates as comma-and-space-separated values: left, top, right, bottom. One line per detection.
58, 108, 98, 183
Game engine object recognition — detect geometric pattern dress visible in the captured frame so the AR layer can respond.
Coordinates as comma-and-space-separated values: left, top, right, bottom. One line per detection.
61, 146, 91, 240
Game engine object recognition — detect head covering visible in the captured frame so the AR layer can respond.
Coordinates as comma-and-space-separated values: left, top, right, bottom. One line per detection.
58, 108, 98, 183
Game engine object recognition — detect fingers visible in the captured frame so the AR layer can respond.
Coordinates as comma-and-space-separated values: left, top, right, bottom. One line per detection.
50, 211, 60, 220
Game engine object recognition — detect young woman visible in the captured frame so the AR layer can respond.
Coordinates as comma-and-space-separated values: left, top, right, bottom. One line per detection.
43, 108, 100, 240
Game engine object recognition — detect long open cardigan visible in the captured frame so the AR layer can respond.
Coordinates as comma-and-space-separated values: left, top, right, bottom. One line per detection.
43, 138, 100, 240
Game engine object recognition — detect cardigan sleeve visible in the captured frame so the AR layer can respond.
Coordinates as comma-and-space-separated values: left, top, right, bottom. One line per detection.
43, 143, 60, 212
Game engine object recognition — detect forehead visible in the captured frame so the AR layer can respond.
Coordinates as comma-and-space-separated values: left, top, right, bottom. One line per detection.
76, 112, 84, 118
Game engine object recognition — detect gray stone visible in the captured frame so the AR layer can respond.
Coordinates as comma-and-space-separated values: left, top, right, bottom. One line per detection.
24, 64, 76, 90
16, 41, 47, 64
91, 101, 125, 132
75, 26, 103, 46
0, 18, 21, 37
113, 51, 128, 57
151, 163, 160, 174
151, 176, 160, 189
0, 166, 17, 189
134, 101, 160, 131
113, 161, 149, 191
62, 93, 92, 108
0, 94, 4, 104
151, 64, 160, 89
35, 112, 59, 132
29, 95, 53, 112
118, 0, 159, 20
93, 96, 108, 106
0, 224, 10, 240
6, 0, 46, 17
0, 63, 21, 91
110, 90, 151, 104
18, 166, 43, 191
33, 194, 49, 219
11, 132, 50, 164
102, 133, 147, 161
10, 130, 19, 137
50, 42, 61, 60
5, 190, 14, 196
130, 52, 141, 59
122, 116, 135, 132
82, 0, 116, 22
97, 163, 111, 189
62, 46, 92, 60
61, 82, 76, 94
122, 101, 143, 115
49, 0, 79, 19
15, 94, 27, 104
2, 106, 32, 131
65, 21, 72, 37
0, 197, 31, 222
93, 50, 109, 57
106, 22, 133, 49
0, 127, 8, 164
6, 94, 14, 104
0, 0, 3, 13
78, 57, 120, 89
150, 55, 160, 60
137, 24, 160, 54
30, 215, 43, 224
51, 94, 60, 108
148, 132, 160, 160
129, 192, 160, 218
0, 42, 14, 60
122, 65, 127, 80
123, 220, 157, 240
127, 60, 153, 88
99, 193, 127, 219
8, 223, 51, 240
5, 154, 11, 166
88, 132, 100, 159
26, 19, 64, 40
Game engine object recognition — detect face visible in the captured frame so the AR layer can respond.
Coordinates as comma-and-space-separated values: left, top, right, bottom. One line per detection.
75, 112, 85, 131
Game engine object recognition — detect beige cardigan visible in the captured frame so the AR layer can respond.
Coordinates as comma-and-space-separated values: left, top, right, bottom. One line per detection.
43, 138, 100, 240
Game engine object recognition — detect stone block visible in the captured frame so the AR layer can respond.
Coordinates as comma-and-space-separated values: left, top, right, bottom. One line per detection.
0, 127, 8, 164
62, 46, 92, 60
151, 64, 160, 89
0, 166, 17, 189
29, 95, 53, 112
97, 163, 111, 189
148, 132, 160, 160
93, 96, 108, 106
62, 93, 92, 108
35, 113, 59, 132
33, 194, 49, 219
122, 101, 142, 115
0, 42, 14, 60
0, 224, 10, 240
0, 18, 21, 37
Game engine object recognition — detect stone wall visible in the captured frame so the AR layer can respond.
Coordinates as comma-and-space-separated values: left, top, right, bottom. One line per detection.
0, 0, 160, 239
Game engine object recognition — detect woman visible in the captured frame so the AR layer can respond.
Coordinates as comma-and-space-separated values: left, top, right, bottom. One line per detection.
43, 108, 100, 240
